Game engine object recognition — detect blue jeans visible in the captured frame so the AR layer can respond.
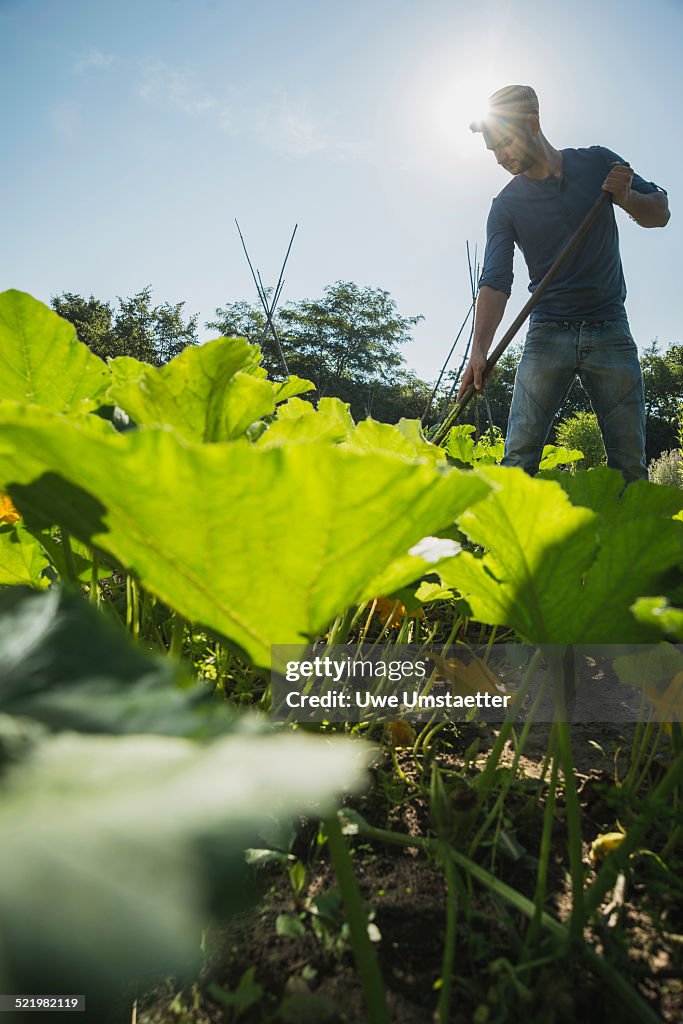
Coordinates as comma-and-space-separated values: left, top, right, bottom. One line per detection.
501, 315, 647, 483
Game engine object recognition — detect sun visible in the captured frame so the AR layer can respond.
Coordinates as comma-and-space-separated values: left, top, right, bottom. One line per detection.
429, 71, 497, 156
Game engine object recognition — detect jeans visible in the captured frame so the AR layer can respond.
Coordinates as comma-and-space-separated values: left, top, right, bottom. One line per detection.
501, 314, 647, 483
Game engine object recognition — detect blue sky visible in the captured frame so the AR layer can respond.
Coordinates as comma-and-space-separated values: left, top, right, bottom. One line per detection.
1, 0, 680, 382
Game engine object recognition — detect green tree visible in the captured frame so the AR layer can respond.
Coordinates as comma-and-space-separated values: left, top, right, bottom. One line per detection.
205, 299, 269, 350
50, 293, 116, 362
51, 287, 199, 366
641, 341, 683, 459
208, 281, 425, 421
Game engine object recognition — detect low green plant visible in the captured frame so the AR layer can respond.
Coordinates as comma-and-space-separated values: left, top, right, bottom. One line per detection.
555, 410, 606, 470
648, 448, 683, 487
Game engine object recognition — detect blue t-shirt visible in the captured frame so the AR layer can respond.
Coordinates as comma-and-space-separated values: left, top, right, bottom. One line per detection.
478, 146, 666, 320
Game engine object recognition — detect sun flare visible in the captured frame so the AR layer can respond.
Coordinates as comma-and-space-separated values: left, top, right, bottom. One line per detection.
429, 71, 497, 156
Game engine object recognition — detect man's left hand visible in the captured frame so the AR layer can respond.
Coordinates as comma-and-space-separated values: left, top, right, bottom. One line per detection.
602, 161, 634, 208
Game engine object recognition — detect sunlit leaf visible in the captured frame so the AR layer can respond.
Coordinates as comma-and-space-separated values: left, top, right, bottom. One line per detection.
0, 290, 109, 412
631, 597, 683, 640
273, 376, 315, 403
0, 406, 489, 667
438, 467, 683, 643
538, 444, 584, 470
258, 396, 355, 446
0, 523, 50, 588
107, 336, 275, 442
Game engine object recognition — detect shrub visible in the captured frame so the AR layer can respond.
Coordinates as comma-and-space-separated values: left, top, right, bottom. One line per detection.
555, 411, 606, 470
648, 449, 683, 487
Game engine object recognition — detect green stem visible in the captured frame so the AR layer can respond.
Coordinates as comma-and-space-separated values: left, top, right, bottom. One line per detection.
438, 847, 458, 1024
660, 822, 682, 860
169, 612, 187, 660
468, 669, 550, 859
633, 723, 665, 794
623, 712, 654, 791
59, 527, 78, 585
126, 575, 133, 631
346, 817, 663, 1024
89, 550, 99, 606
389, 740, 413, 788
130, 578, 140, 640
525, 737, 559, 952
553, 652, 585, 941
476, 647, 544, 800
324, 814, 389, 1024
327, 605, 357, 646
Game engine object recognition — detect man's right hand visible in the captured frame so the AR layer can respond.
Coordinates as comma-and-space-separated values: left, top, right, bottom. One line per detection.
456, 352, 490, 402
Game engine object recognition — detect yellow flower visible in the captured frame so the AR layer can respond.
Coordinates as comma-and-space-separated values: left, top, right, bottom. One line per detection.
385, 720, 416, 747
589, 831, 626, 863
374, 595, 424, 629
0, 494, 20, 525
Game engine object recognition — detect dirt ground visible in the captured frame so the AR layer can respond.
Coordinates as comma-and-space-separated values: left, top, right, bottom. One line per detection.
127, 692, 682, 1024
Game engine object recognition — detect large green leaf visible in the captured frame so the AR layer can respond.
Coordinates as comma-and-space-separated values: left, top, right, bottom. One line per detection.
631, 597, 683, 641
0, 727, 371, 1001
0, 523, 50, 588
273, 375, 315, 403
0, 584, 372, 1003
438, 467, 683, 643
258, 395, 356, 446
0, 587, 238, 737
344, 417, 446, 465
108, 336, 276, 442
0, 290, 110, 411
0, 406, 489, 667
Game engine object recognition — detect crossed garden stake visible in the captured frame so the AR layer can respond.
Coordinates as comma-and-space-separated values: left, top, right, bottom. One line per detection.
234, 219, 297, 377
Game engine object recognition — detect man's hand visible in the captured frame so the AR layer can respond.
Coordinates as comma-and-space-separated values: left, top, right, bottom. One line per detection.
601, 161, 634, 208
601, 161, 670, 227
456, 351, 491, 402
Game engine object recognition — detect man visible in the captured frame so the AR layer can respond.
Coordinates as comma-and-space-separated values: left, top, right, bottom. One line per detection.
457, 85, 670, 483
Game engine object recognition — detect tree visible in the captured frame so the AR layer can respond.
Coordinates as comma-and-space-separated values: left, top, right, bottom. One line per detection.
50, 293, 115, 362
205, 299, 269, 350
208, 281, 425, 421
51, 287, 199, 366
641, 341, 683, 460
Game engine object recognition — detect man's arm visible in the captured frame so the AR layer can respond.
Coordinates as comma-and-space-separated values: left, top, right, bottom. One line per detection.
456, 286, 508, 401
602, 162, 670, 227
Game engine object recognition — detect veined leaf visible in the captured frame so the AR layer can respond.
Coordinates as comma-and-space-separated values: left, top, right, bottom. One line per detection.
0, 406, 489, 667
107, 336, 276, 442
538, 444, 584, 470
258, 396, 355, 446
0, 290, 109, 412
446, 424, 476, 464
438, 468, 598, 642
273, 376, 315, 403
438, 467, 683, 643
0, 523, 50, 588
344, 417, 446, 465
